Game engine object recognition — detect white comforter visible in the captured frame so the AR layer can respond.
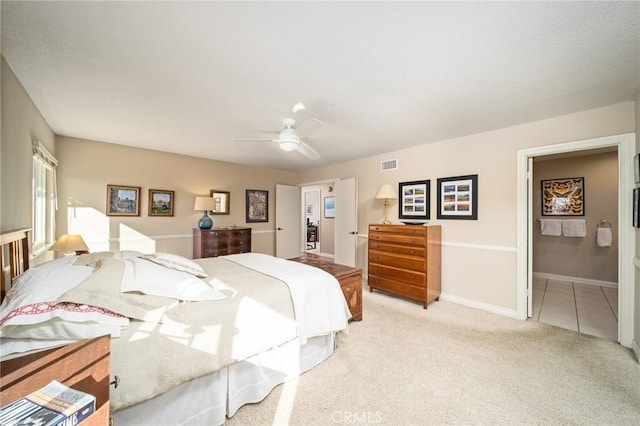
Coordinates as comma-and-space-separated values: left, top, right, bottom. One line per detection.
223, 253, 351, 344
109, 253, 350, 410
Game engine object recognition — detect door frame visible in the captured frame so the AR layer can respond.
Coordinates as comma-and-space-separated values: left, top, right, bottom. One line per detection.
516, 133, 635, 347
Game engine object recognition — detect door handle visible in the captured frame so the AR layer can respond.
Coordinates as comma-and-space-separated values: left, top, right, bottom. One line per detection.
349, 231, 358, 235
277, 227, 283, 230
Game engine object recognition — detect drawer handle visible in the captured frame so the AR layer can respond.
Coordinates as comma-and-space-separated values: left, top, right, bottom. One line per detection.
111, 375, 120, 389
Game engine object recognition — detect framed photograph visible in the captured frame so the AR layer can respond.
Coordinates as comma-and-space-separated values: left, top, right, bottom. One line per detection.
634, 154, 640, 183
209, 189, 230, 215
324, 196, 335, 218
633, 188, 640, 228
541, 177, 584, 216
246, 189, 268, 223
106, 184, 140, 216
148, 189, 174, 216
436, 175, 478, 220
398, 180, 430, 222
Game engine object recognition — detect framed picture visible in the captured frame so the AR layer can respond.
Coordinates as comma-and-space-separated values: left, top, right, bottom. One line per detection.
436, 175, 478, 220
148, 189, 174, 216
398, 180, 430, 222
633, 188, 640, 228
246, 189, 268, 223
634, 154, 640, 183
209, 189, 230, 215
106, 184, 140, 216
541, 177, 584, 216
324, 196, 335, 218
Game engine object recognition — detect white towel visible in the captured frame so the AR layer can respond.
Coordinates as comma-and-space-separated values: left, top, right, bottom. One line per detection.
540, 219, 562, 236
562, 219, 587, 237
597, 227, 613, 247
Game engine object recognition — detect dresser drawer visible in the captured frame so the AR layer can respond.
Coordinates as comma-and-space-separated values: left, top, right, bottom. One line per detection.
368, 241, 425, 257
369, 231, 425, 246
202, 240, 229, 249
368, 250, 426, 271
368, 275, 426, 301
229, 229, 251, 238
369, 225, 427, 236
368, 263, 425, 285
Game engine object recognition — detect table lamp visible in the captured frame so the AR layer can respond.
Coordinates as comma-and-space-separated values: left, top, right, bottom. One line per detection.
375, 184, 398, 225
49, 234, 89, 255
194, 196, 216, 229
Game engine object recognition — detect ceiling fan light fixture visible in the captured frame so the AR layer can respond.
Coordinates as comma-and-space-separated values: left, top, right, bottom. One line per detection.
278, 133, 301, 151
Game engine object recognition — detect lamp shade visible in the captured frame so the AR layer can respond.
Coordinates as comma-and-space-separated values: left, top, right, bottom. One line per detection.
49, 234, 89, 254
375, 184, 398, 200
194, 196, 216, 211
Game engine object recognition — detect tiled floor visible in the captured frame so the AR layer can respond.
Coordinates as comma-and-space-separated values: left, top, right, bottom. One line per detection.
531, 277, 618, 341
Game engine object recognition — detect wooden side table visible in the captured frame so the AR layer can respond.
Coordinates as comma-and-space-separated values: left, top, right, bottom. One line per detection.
0, 335, 111, 425
289, 254, 362, 321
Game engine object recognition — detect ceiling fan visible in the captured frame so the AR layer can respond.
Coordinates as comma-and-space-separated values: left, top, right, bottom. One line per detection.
233, 116, 323, 160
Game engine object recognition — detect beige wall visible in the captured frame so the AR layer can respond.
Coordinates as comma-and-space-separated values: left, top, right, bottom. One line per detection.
1, 57, 55, 234
300, 102, 636, 314
55, 136, 299, 258
533, 152, 618, 283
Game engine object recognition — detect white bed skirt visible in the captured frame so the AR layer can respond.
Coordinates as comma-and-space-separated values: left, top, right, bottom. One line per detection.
111, 332, 336, 425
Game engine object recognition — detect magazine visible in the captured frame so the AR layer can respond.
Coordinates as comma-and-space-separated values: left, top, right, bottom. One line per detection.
0, 380, 95, 426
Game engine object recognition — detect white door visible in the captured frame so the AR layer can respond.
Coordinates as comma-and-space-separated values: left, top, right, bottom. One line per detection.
527, 156, 533, 317
334, 177, 358, 267
275, 184, 301, 259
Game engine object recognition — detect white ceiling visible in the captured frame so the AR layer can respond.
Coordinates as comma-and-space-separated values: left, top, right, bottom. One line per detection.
2, 1, 639, 171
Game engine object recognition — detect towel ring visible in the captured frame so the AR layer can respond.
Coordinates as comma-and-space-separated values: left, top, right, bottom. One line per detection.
597, 219, 611, 229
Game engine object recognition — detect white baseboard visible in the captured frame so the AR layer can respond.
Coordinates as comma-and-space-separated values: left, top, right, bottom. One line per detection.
439, 293, 520, 319
533, 272, 618, 289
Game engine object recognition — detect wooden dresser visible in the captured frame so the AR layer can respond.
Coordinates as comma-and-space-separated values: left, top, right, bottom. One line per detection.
368, 224, 441, 308
193, 227, 252, 258
289, 254, 362, 321
0, 335, 111, 425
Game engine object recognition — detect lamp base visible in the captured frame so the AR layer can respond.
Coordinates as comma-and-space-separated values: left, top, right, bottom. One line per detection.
382, 218, 391, 225
198, 212, 213, 229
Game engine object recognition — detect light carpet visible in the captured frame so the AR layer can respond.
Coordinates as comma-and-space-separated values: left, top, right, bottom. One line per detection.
226, 290, 640, 425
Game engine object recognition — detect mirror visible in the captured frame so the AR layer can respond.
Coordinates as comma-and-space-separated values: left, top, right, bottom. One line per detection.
209, 190, 230, 215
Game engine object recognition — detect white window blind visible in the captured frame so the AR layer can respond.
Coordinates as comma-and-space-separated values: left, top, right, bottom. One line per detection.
32, 141, 58, 256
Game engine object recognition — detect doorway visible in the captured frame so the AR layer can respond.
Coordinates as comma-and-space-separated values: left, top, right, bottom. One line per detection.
302, 183, 335, 258
530, 148, 619, 340
516, 133, 635, 347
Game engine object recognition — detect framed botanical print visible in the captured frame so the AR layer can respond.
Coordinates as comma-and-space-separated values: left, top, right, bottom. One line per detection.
106, 184, 140, 216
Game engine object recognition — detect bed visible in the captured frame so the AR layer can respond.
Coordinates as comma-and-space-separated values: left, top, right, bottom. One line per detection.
0, 229, 351, 425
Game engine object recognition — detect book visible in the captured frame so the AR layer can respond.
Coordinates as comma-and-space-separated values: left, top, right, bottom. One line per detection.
0, 380, 95, 426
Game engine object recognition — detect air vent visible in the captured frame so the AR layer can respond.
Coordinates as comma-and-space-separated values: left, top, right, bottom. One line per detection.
380, 159, 398, 171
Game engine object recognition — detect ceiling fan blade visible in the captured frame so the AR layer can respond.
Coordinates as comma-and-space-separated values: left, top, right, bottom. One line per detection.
232, 138, 276, 142
297, 141, 320, 160
294, 118, 323, 139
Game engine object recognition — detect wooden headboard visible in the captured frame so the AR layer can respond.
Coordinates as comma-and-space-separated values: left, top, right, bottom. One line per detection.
0, 228, 31, 301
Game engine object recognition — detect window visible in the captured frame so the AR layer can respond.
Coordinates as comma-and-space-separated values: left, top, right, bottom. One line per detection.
32, 141, 57, 256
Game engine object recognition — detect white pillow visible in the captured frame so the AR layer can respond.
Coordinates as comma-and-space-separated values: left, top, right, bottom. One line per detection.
122, 258, 225, 301
0, 257, 128, 339
139, 252, 208, 278
57, 258, 175, 323
74, 250, 144, 267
